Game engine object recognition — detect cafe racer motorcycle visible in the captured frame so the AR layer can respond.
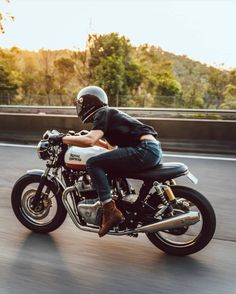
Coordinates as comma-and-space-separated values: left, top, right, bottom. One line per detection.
11, 130, 216, 256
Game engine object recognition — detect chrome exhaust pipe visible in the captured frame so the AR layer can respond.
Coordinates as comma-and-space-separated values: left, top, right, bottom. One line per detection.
62, 186, 200, 235
136, 211, 200, 233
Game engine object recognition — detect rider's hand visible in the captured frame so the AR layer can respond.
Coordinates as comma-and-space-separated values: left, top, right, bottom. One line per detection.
49, 133, 65, 145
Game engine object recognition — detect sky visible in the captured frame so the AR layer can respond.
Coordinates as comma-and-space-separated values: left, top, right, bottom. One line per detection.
0, 0, 236, 69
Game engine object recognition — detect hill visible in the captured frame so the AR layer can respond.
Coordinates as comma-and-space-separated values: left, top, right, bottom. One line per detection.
0, 33, 235, 109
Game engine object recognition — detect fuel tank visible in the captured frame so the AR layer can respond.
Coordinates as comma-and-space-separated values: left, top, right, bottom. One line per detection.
64, 146, 109, 170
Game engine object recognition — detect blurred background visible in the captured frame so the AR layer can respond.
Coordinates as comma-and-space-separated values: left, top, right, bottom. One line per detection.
0, 0, 236, 109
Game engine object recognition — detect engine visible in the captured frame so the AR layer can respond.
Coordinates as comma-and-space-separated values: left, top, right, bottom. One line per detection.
77, 199, 102, 226
76, 174, 102, 226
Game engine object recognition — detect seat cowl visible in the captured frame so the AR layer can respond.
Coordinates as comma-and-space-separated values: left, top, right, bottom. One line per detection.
112, 162, 189, 182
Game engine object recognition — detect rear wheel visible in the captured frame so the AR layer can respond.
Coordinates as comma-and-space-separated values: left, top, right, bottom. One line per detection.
146, 185, 216, 256
11, 174, 67, 233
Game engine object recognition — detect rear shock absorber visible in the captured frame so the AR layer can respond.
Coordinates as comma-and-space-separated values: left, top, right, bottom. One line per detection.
163, 186, 177, 204
153, 181, 168, 205
153, 181, 174, 213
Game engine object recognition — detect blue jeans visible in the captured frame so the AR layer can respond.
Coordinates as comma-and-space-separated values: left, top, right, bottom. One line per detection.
86, 140, 162, 203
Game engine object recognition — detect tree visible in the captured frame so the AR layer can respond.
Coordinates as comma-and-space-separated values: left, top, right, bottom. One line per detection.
88, 33, 131, 70
205, 67, 228, 108
135, 45, 182, 107
94, 55, 125, 106
124, 60, 143, 100
54, 57, 75, 105
87, 33, 143, 106
164, 52, 211, 108
0, 48, 21, 104
0, 64, 18, 104
71, 49, 90, 87
0, 35, 234, 109
220, 70, 236, 109
19, 54, 39, 104
39, 50, 57, 105
182, 82, 204, 108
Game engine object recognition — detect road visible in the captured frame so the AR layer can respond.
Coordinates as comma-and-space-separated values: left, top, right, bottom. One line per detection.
0, 144, 236, 294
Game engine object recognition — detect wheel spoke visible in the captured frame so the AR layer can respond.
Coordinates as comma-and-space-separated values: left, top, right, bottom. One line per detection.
146, 185, 216, 255
157, 200, 202, 246
20, 183, 57, 226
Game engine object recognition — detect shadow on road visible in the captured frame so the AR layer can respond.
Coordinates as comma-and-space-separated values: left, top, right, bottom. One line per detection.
1, 229, 228, 294
4, 232, 79, 294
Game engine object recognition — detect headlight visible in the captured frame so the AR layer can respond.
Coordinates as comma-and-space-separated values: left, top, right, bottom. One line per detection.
37, 140, 50, 160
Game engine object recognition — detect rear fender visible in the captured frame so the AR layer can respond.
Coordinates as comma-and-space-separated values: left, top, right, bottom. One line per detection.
186, 171, 198, 184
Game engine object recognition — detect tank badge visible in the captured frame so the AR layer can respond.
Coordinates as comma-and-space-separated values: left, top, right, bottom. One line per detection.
69, 153, 82, 161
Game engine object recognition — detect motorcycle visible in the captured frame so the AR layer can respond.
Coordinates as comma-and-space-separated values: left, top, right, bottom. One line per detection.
11, 130, 216, 256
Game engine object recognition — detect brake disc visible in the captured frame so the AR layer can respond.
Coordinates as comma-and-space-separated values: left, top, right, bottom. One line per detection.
21, 189, 51, 220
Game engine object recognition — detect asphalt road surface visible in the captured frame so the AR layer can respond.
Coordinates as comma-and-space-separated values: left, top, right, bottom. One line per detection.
0, 144, 236, 294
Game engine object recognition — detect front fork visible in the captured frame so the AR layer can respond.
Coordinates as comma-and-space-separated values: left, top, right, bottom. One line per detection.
31, 167, 51, 209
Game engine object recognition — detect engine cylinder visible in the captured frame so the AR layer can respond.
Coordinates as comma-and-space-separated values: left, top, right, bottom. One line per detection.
77, 199, 102, 226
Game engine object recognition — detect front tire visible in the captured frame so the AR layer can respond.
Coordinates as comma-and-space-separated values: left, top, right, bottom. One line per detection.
146, 185, 216, 256
11, 174, 67, 233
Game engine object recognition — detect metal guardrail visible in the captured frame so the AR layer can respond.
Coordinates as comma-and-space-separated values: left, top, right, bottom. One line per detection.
0, 106, 236, 154
0, 105, 236, 120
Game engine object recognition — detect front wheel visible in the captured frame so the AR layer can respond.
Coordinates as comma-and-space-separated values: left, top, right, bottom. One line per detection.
146, 185, 216, 256
11, 174, 67, 233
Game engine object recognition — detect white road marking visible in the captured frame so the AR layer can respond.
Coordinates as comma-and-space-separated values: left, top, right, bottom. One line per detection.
0, 142, 236, 161
0, 143, 36, 149
163, 153, 236, 161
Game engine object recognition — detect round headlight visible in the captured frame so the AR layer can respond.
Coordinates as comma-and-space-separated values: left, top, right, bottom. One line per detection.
37, 140, 50, 160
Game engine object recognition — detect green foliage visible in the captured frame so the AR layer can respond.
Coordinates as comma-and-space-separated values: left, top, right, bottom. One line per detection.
87, 33, 143, 106
0, 64, 18, 104
205, 67, 229, 108
0, 33, 235, 109
94, 55, 125, 106
71, 50, 90, 86
220, 84, 236, 109
54, 57, 75, 105
133, 45, 183, 107
88, 33, 131, 70
0, 48, 20, 104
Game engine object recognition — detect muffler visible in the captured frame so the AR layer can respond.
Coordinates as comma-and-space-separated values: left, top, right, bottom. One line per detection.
136, 211, 200, 233
62, 185, 200, 235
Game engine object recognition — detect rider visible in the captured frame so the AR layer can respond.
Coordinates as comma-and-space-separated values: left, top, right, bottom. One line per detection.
55, 86, 163, 237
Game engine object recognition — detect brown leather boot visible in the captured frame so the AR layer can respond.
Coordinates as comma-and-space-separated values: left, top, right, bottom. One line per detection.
98, 200, 124, 237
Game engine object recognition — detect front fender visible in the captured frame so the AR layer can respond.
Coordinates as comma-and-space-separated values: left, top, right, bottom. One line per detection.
26, 169, 45, 177
25, 169, 66, 191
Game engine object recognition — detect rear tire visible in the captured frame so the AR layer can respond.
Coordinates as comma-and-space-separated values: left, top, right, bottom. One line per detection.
11, 174, 67, 233
146, 185, 216, 256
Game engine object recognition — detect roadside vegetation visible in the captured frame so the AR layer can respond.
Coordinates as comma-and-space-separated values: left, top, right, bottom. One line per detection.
0, 33, 236, 109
